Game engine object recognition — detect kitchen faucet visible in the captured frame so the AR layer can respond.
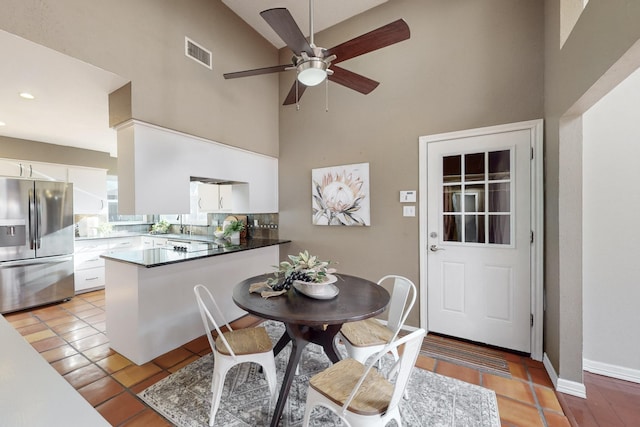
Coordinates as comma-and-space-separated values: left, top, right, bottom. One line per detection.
177, 215, 184, 234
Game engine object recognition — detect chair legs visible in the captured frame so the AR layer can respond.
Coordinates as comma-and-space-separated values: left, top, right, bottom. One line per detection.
209, 357, 278, 426
209, 366, 229, 426
262, 357, 278, 406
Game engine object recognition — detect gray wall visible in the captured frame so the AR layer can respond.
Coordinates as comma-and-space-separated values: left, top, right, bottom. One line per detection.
0, 0, 280, 157
544, 0, 640, 383
583, 67, 640, 372
278, 0, 544, 328
0, 135, 117, 173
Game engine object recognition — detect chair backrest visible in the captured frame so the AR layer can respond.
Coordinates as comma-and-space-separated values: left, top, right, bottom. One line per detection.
378, 275, 416, 341
193, 284, 236, 358
342, 328, 426, 417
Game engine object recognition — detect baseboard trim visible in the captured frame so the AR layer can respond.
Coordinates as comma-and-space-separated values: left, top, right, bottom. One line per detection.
557, 378, 587, 398
584, 358, 640, 384
543, 353, 559, 388
544, 352, 586, 398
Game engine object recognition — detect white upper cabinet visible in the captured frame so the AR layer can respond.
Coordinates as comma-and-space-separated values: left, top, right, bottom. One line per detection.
197, 183, 240, 212
68, 167, 108, 214
197, 183, 221, 212
30, 162, 68, 181
0, 158, 67, 181
117, 121, 277, 215
0, 158, 21, 176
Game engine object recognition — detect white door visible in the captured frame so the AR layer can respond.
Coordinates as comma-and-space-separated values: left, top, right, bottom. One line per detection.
425, 126, 532, 352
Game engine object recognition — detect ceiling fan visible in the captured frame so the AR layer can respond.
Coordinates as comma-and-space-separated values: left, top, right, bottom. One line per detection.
223, 0, 410, 106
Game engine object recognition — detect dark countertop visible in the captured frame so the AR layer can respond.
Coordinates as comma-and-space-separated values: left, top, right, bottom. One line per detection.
101, 238, 290, 268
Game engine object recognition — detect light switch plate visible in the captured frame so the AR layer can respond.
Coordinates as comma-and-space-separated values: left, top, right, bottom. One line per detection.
403, 206, 415, 217
400, 190, 416, 203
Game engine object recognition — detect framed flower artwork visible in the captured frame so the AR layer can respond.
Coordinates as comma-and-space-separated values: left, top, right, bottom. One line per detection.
312, 162, 370, 226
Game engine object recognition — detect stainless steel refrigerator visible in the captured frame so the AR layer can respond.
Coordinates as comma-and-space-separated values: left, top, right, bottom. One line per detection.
0, 177, 75, 313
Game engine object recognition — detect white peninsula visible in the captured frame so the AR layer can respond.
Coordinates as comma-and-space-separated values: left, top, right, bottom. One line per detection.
102, 239, 289, 365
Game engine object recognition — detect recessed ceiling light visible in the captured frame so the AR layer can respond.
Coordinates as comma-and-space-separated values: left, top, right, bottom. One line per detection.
0, 121, 6, 126
19, 92, 35, 100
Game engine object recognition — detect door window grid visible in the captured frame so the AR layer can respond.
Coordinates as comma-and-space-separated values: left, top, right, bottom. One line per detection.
442, 149, 513, 246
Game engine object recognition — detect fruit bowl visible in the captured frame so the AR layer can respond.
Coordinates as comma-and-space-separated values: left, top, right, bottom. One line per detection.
213, 230, 225, 239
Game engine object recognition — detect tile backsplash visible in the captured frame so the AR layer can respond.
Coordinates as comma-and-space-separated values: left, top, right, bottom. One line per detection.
74, 213, 279, 239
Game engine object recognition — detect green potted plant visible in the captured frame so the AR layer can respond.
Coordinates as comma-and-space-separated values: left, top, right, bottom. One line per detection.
267, 250, 336, 291
151, 219, 170, 234
223, 220, 245, 243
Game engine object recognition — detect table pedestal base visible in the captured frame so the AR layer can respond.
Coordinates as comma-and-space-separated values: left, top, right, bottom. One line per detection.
270, 323, 342, 427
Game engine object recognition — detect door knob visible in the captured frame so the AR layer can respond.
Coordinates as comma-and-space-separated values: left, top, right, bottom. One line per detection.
430, 244, 444, 252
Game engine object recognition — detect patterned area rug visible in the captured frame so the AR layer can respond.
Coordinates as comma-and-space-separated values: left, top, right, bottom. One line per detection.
420, 334, 512, 378
139, 321, 500, 427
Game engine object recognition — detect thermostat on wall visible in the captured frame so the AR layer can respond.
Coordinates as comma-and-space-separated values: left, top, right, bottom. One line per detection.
400, 190, 416, 203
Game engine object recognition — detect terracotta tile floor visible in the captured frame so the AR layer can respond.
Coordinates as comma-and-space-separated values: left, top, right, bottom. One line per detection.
5, 289, 575, 426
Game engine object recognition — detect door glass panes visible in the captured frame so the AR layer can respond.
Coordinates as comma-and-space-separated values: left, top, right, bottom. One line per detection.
465, 214, 486, 243
443, 155, 461, 183
489, 150, 510, 180
443, 186, 461, 212
465, 153, 485, 181
489, 215, 510, 244
489, 183, 510, 212
464, 185, 485, 212
441, 149, 513, 245
443, 215, 462, 242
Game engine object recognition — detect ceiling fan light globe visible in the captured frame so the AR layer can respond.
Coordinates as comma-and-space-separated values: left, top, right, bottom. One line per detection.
297, 59, 327, 86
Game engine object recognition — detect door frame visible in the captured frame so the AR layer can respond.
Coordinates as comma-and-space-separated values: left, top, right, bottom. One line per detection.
418, 119, 544, 361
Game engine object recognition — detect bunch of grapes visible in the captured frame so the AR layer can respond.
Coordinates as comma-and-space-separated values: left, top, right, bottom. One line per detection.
271, 270, 313, 291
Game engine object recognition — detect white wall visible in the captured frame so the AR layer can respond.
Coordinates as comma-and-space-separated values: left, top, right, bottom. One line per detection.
582, 66, 640, 376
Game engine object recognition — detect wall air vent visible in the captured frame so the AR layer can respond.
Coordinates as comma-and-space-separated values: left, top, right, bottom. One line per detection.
185, 36, 212, 69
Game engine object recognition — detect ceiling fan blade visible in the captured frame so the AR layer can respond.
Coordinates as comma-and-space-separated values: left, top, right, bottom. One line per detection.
326, 19, 410, 64
283, 81, 308, 105
328, 66, 379, 94
223, 64, 291, 79
261, 8, 313, 56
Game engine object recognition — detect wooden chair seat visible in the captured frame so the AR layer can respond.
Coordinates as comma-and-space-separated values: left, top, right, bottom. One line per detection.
309, 358, 393, 416
215, 327, 273, 355
340, 318, 394, 347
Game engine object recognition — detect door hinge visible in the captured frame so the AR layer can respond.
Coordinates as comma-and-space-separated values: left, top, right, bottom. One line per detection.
531, 147, 534, 160
530, 230, 534, 243
530, 313, 534, 327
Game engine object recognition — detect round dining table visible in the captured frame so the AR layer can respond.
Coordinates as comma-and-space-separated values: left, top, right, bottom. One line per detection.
232, 273, 390, 427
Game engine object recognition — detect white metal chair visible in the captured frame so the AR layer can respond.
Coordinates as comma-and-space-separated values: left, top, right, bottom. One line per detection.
193, 284, 278, 426
336, 275, 417, 365
303, 328, 426, 427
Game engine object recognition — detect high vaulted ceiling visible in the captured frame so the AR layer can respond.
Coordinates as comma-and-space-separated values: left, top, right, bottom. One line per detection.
222, 0, 388, 49
0, 1, 386, 156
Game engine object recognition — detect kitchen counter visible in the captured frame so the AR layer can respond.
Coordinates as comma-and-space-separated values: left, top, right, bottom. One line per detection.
101, 238, 290, 267
104, 239, 291, 365
0, 314, 110, 426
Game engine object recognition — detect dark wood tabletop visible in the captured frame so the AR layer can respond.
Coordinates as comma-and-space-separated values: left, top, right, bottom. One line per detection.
232, 273, 390, 326
232, 272, 390, 427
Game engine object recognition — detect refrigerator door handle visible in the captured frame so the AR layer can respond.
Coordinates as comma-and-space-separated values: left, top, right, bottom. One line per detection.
35, 191, 42, 249
28, 189, 35, 250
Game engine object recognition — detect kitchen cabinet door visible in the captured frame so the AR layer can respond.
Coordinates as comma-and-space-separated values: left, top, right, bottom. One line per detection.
197, 183, 219, 211
29, 162, 68, 181
197, 183, 235, 212
0, 158, 22, 176
218, 184, 232, 211
68, 167, 107, 214
0, 158, 66, 180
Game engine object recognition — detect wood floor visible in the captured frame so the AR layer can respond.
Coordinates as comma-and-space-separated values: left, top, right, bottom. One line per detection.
557, 371, 640, 426
6, 289, 633, 426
